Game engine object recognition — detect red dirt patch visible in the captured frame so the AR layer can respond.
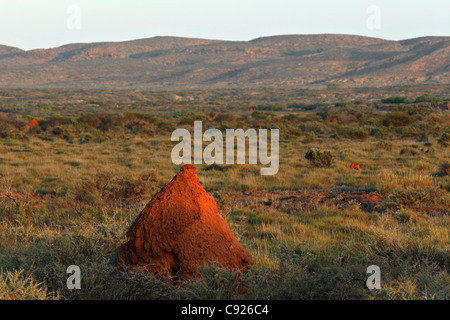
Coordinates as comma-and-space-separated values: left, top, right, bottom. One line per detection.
0, 191, 52, 207
116, 164, 253, 280
234, 189, 384, 213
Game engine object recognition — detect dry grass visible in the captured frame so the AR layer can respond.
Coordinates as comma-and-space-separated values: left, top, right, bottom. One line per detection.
0, 89, 449, 300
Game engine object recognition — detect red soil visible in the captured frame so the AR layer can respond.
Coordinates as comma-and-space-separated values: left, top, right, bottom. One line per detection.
116, 164, 253, 279
0, 191, 52, 207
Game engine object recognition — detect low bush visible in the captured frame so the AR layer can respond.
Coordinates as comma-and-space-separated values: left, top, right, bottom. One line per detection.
305, 148, 334, 167
434, 162, 450, 177
352, 129, 369, 141
0, 118, 26, 138
302, 132, 317, 144
414, 94, 442, 103
376, 141, 393, 150
382, 187, 448, 214
438, 132, 450, 147
6, 129, 29, 140
381, 96, 408, 104
399, 147, 418, 156
382, 112, 416, 127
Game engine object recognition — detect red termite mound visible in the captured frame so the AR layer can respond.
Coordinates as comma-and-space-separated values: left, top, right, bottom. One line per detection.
28, 118, 39, 127
116, 164, 253, 280
349, 163, 361, 171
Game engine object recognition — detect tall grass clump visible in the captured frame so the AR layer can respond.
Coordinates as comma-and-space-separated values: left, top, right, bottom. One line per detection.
0, 269, 60, 300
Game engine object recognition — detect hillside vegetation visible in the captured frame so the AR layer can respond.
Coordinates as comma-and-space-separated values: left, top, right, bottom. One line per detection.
0, 35, 449, 89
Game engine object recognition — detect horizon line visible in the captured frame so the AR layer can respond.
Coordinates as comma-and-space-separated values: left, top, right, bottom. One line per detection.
4, 32, 450, 52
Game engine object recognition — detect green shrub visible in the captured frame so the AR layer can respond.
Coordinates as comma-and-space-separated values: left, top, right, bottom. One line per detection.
78, 113, 124, 132
353, 129, 369, 141
431, 125, 442, 137
381, 96, 408, 104
440, 178, 450, 192
214, 112, 236, 123
382, 112, 416, 127
6, 129, 29, 140
79, 133, 93, 144
434, 162, 450, 177
393, 105, 433, 117
438, 133, 450, 147
329, 133, 342, 140
305, 148, 334, 167
376, 141, 393, 150
86, 99, 104, 106
39, 115, 71, 131
302, 132, 317, 144
394, 210, 416, 224
251, 110, 268, 120
0, 118, 26, 138
335, 101, 354, 107
414, 94, 442, 103
52, 125, 69, 136
399, 147, 418, 156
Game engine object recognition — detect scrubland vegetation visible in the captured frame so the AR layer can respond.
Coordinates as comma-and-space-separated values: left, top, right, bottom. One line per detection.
0, 86, 449, 300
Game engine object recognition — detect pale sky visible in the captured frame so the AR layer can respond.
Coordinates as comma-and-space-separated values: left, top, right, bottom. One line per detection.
0, 0, 449, 50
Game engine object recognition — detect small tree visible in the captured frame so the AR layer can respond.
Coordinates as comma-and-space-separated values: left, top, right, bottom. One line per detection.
305, 148, 334, 167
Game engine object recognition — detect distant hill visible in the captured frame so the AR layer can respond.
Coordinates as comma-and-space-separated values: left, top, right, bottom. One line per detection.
0, 34, 449, 89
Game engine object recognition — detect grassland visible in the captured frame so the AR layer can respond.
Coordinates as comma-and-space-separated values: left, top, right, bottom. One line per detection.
0, 86, 449, 300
